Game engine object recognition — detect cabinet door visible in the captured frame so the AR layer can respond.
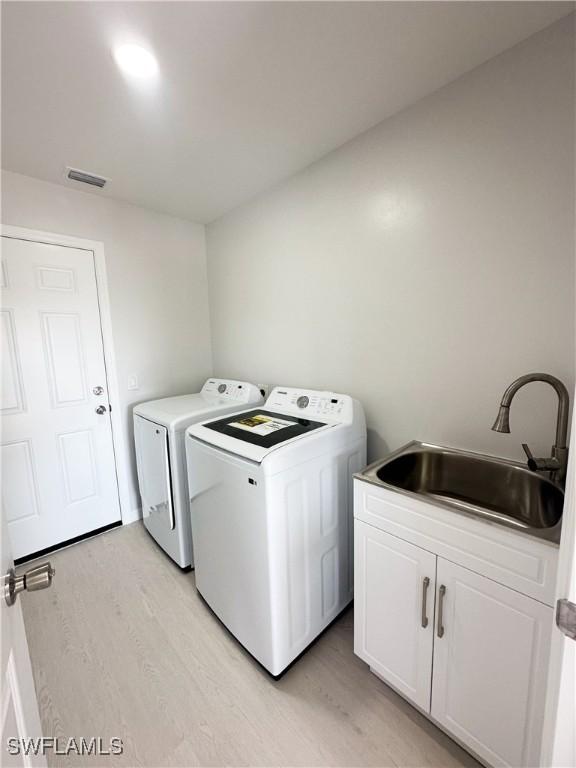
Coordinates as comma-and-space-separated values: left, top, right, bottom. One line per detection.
354, 520, 436, 711
431, 559, 552, 767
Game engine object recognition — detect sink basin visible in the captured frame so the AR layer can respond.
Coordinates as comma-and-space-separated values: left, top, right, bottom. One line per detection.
360, 442, 563, 543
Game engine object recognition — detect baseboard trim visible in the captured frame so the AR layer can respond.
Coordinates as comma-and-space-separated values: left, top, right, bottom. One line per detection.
122, 506, 142, 525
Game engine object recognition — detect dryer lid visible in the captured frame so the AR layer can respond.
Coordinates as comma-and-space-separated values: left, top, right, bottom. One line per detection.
133, 379, 263, 429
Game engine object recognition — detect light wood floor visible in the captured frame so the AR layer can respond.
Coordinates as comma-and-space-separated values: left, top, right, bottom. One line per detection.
21, 522, 479, 768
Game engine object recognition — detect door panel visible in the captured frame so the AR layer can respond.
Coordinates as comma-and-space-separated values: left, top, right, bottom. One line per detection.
2, 441, 40, 523
58, 430, 98, 503
1, 512, 46, 767
1, 310, 26, 413
432, 558, 553, 767
1, 236, 120, 558
41, 312, 88, 406
36, 265, 75, 292
354, 520, 436, 710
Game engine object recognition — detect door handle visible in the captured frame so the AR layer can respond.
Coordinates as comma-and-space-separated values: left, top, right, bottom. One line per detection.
437, 584, 446, 638
95, 405, 107, 415
4, 563, 55, 606
421, 576, 430, 628
556, 599, 576, 641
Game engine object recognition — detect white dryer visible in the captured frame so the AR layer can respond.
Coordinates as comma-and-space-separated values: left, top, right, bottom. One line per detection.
133, 379, 263, 568
185, 386, 366, 675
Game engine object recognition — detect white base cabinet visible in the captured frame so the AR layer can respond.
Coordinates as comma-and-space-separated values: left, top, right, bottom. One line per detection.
354, 519, 553, 768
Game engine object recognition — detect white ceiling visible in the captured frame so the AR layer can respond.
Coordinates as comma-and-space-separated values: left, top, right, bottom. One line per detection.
2, 2, 572, 223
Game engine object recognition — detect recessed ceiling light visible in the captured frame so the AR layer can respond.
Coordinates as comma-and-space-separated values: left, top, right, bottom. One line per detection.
113, 44, 158, 79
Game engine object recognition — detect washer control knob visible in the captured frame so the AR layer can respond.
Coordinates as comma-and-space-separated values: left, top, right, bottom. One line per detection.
218, 384, 227, 394
296, 396, 309, 409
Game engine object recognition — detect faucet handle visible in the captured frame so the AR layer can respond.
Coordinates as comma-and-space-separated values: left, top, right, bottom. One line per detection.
522, 443, 534, 461
522, 443, 538, 471
522, 443, 560, 473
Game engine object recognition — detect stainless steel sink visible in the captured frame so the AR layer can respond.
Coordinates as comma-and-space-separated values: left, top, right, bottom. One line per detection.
359, 442, 563, 543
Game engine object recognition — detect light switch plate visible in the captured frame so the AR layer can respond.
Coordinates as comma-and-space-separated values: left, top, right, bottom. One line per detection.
127, 374, 139, 391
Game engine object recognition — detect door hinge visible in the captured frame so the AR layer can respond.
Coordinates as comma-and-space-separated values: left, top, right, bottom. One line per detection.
556, 599, 576, 641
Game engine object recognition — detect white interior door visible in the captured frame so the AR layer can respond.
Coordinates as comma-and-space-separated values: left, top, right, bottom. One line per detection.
541, 399, 576, 767
1, 236, 121, 559
431, 558, 553, 768
1, 511, 46, 767
354, 520, 436, 711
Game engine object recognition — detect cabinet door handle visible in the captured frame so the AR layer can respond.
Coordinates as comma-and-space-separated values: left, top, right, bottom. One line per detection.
437, 584, 446, 638
421, 576, 430, 628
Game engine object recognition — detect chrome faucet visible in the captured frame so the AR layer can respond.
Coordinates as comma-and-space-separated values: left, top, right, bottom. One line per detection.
492, 373, 569, 486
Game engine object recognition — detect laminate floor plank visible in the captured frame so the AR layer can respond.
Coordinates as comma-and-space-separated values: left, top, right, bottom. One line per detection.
21, 523, 479, 768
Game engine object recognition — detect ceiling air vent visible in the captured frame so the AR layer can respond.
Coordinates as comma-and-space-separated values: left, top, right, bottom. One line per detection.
66, 167, 108, 188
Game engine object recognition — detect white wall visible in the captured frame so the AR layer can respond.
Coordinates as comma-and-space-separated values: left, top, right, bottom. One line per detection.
207, 17, 575, 464
1, 170, 212, 518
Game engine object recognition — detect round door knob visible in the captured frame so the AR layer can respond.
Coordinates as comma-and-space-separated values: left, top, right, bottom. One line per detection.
4, 562, 55, 606
25, 563, 55, 592
95, 405, 107, 415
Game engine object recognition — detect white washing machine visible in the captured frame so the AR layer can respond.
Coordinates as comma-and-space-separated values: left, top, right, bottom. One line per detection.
185, 386, 366, 675
133, 378, 263, 568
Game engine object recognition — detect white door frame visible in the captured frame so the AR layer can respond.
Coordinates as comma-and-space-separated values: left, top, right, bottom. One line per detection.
1, 224, 132, 527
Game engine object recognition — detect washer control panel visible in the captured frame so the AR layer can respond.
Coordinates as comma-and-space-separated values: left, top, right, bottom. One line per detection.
266, 387, 351, 422
201, 379, 263, 403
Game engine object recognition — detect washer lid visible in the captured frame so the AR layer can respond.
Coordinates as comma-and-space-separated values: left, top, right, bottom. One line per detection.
203, 409, 327, 450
